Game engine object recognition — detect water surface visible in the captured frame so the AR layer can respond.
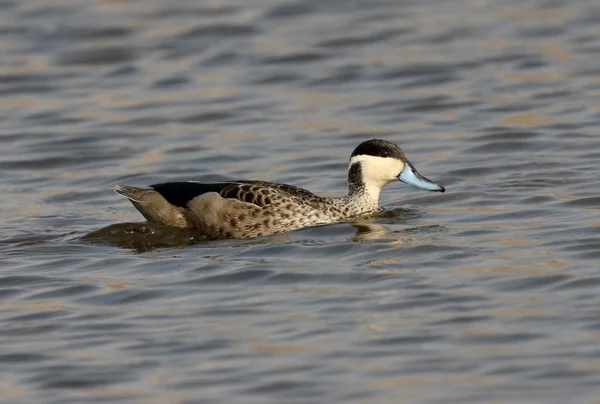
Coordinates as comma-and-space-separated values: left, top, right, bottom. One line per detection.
1, 0, 600, 403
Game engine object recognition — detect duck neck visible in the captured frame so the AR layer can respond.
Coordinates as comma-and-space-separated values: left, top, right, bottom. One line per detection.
343, 162, 381, 213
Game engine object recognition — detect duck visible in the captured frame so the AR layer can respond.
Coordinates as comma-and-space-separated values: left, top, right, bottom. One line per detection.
115, 139, 445, 239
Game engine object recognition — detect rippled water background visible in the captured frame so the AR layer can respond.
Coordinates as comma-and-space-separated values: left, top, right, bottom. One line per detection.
2, 0, 600, 402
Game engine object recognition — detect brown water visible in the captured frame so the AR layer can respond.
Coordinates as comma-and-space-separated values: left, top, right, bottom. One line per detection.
2, 0, 600, 403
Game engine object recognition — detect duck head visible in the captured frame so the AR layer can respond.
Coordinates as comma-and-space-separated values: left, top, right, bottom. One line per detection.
348, 139, 445, 194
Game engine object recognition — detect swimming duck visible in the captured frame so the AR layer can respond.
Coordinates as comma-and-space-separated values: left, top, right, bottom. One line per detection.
115, 139, 444, 239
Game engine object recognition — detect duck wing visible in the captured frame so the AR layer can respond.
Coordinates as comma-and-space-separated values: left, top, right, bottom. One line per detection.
150, 181, 320, 209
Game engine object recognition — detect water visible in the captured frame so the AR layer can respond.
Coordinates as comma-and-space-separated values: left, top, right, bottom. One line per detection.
1, 0, 600, 402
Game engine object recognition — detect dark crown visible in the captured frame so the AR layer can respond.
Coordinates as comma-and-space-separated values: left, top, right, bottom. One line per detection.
350, 139, 406, 160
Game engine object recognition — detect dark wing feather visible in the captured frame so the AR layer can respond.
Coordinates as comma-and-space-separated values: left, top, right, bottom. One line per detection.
150, 181, 320, 208
150, 182, 234, 208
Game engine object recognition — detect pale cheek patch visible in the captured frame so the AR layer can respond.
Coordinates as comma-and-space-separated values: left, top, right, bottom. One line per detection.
348, 155, 404, 183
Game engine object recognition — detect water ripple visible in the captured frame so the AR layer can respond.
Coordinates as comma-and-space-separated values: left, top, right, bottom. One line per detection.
2, 0, 600, 402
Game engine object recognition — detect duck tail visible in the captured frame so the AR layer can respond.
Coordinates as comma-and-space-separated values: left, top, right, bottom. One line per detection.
114, 185, 148, 203
114, 185, 188, 228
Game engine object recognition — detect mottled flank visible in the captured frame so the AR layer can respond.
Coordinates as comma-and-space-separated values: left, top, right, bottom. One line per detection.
115, 139, 444, 239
